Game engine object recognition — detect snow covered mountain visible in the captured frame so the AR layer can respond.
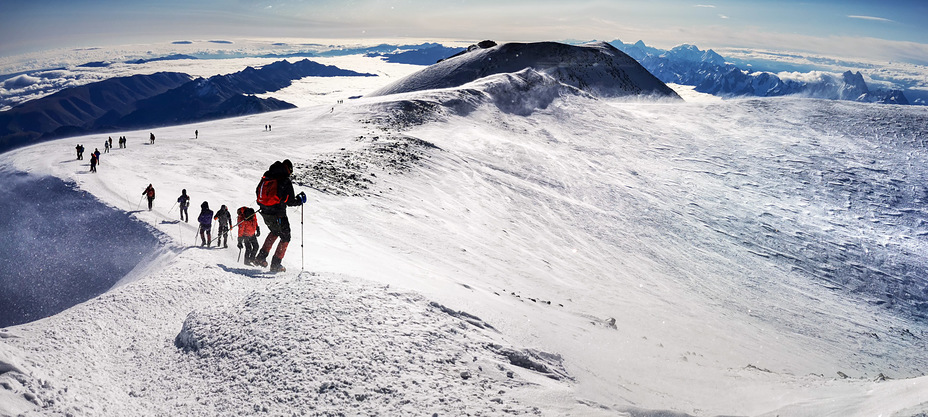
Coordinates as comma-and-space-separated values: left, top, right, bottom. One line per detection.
369, 41, 681, 100
0, 59, 374, 153
611, 40, 911, 105
1, 52, 928, 416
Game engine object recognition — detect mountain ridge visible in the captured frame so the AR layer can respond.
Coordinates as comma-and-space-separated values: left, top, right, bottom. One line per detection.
369, 41, 681, 100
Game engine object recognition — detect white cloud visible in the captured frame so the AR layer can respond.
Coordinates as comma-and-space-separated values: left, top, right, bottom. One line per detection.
2, 74, 41, 89
718, 14, 729, 19
847, 15, 894, 23
775, 70, 837, 84
694, 4, 716, 8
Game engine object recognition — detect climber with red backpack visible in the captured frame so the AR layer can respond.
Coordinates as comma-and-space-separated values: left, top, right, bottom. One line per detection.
254, 159, 305, 272
236, 206, 261, 265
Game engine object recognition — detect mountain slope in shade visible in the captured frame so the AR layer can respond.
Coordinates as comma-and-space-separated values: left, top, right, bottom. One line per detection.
0, 72, 192, 151
368, 41, 681, 100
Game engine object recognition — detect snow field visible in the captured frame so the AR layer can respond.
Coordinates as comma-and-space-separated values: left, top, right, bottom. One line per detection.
1, 55, 927, 416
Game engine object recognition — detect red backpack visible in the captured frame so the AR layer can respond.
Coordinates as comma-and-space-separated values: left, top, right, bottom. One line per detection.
255, 176, 280, 206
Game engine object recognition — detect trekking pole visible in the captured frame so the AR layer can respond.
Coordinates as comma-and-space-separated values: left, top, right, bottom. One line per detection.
237, 246, 243, 262
169, 201, 177, 213
301, 203, 304, 272
136, 195, 144, 211
228, 210, 259, 233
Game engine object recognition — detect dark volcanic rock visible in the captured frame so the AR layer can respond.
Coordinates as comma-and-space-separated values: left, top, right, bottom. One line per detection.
369, 41, 680, 100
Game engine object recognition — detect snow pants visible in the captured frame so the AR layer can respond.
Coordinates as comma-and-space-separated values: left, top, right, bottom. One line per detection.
218, 225, 230, 247
257, 212, 291, 267
199, 224, 211, 246
239, 236, 259, 264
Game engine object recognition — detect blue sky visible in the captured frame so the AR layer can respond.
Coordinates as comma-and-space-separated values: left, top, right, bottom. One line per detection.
1, 0, 927, 63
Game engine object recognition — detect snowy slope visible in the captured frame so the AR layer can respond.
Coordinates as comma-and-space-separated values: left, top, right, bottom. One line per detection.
369, 41, 681, 100
1, 55, 928, 416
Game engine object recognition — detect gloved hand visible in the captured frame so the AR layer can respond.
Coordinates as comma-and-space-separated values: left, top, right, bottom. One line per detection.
237, 242, 243, 249
298, 191, 307, 204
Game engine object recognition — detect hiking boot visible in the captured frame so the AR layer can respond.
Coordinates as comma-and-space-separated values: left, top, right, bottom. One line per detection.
269, 257, 285, 273
254, 250, 269, 267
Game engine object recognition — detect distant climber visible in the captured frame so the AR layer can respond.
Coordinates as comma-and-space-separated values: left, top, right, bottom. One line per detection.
150, 133, 155, 144
104, 140, 110, 153
89, 152, 98, 173
142, 184, 155, 210
254, 159, 305, 272
198, 202, 213, 247
75, 144, 84, 160
237, 206, 261, 265
195, 129, 198, 139
214, 204, 232, 248
177, 189, 190, 222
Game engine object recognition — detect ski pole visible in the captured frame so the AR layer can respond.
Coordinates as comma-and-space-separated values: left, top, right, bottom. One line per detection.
169, 201, 177, 213
136, 195, 144, 211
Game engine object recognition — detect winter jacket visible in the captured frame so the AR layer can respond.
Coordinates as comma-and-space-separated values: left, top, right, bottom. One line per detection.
237, 207, 260, 237
198, 209, 213, 227
214, 208, 232, 229
143, 185, 155, 199
256, 161, 299, 216
177, 194, 190, 208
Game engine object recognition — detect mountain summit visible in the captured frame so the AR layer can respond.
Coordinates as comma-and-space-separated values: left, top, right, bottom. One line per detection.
368, 41, 681, 99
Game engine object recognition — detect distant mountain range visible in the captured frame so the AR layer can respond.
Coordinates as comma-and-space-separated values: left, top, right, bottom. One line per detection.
610, 40, 910, 105
364, 43, 465, 66
0, 59, 374, 153
2, 39, 915, 153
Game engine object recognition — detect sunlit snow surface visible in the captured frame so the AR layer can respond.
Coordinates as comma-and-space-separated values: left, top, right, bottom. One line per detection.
1, 56, 927, 416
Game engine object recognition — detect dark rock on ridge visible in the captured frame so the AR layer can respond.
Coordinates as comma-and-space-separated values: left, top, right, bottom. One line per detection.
370, 41, 680, 100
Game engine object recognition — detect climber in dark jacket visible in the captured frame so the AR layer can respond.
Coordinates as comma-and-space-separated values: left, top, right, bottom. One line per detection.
214, 205, 232, 248
198, 201, 213, 247
254, 159, 305, 272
